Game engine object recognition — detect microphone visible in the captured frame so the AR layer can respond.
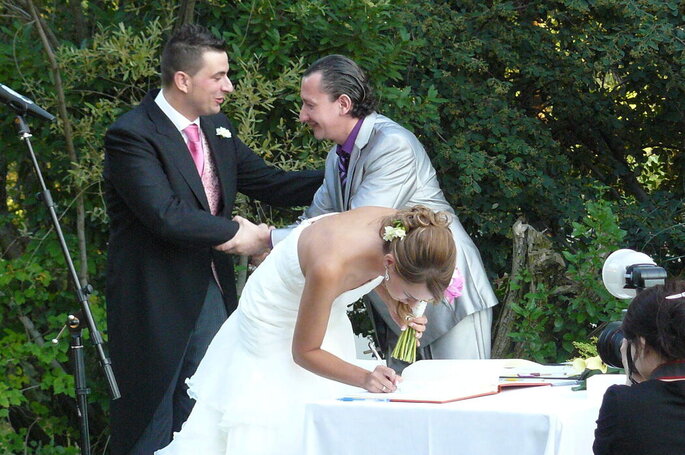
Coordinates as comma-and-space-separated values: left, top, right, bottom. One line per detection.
0, 83, 55, 122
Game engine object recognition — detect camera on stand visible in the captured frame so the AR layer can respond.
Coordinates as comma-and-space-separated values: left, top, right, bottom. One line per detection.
597, 250, 667, 369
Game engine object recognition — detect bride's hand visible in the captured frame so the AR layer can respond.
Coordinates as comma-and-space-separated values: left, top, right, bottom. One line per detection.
406, 301, 427, 334
395, 301, 427, 346
407, 315, 427, 346
363, 365, 401, 393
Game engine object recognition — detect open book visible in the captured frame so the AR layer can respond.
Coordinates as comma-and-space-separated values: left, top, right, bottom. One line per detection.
341, 359, 571, 404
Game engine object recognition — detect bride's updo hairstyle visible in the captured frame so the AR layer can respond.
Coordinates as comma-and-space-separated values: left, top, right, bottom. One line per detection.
379, 205, 456, 303
622, 280, 685, 362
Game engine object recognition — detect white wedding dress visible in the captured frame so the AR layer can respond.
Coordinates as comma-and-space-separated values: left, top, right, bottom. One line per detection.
157, 218, 382, 455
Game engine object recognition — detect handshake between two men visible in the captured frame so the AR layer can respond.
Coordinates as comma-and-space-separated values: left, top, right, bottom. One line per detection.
214, 215, 273, 261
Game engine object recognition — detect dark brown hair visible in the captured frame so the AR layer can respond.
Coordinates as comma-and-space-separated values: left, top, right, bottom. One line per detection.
622, 280, 685, 361
304, 54, 377, 118
160, 24, 226, 88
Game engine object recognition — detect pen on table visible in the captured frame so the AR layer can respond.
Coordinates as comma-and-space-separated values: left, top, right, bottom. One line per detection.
338, 397, 390, 402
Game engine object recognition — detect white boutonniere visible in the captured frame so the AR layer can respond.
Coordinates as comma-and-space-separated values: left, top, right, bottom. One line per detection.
216, 127, 232, 138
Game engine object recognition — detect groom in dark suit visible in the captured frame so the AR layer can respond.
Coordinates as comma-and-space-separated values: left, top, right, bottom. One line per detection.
103, 24, 322, 454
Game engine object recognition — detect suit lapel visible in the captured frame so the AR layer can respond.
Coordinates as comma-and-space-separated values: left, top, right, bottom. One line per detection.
142, 94, 209, 211
343, 113, 377, 209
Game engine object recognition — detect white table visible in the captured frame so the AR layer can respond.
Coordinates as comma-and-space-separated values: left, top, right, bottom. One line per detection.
304, 384, 603, 455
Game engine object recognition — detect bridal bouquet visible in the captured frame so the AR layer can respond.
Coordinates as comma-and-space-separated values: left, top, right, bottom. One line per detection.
391, 300, 427, 364
391, 268, 464, 363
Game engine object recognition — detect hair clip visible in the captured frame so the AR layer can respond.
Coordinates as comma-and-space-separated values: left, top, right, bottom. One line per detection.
665, 292, 685, 300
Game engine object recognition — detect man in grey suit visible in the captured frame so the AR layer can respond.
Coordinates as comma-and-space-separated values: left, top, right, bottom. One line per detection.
295, 54, 498, 361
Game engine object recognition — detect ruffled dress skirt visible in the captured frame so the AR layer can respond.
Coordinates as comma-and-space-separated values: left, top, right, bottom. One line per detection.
157, 219, 381, 455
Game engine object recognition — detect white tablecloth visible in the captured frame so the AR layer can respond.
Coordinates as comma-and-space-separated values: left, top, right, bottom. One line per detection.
304, 384, 602, 455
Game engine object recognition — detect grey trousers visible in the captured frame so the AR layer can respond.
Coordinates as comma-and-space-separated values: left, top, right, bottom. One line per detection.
128, 280, 227, 455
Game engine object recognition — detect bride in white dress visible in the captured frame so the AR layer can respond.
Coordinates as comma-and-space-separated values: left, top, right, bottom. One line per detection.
157, 205, 456, 454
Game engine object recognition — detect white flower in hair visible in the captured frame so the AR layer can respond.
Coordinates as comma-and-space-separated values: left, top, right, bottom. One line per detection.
216, 127, 232, 138
382, 223, 406, 242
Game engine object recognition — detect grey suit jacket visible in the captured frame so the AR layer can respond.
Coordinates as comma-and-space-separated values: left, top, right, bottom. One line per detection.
284, 113, 498, 343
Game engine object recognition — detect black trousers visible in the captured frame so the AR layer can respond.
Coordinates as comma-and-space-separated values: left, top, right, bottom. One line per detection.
127, 280, 227, 455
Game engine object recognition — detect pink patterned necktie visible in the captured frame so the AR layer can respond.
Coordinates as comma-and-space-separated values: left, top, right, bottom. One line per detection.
202, 146, 221, 216
183, 124, 204, 176
184, 123, 223, 292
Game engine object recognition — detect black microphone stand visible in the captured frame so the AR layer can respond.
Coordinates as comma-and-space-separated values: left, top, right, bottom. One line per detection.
9, 112, 120, 455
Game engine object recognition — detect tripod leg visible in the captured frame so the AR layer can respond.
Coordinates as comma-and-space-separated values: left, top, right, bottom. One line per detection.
69, 316, 91, 455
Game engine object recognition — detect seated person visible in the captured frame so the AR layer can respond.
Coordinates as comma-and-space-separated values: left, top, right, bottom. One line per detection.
593, 280, 685, 455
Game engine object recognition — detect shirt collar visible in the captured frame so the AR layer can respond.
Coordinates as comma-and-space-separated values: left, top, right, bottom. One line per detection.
339, 117, 364, 155
154, 89, 201, 133
650, 360, 685, 381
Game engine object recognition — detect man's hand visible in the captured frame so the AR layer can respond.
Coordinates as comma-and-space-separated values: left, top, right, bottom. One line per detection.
214, 216, 272, 256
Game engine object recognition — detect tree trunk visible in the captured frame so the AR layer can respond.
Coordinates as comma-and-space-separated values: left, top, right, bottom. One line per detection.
174, 0, 197, 32
66, 0, 88, 44
26, 0, 89, 285
491, 219, 529, 359
492, 219, 566, 358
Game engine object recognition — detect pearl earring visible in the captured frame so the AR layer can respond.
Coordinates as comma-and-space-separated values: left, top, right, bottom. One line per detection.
384, 266, 390, 282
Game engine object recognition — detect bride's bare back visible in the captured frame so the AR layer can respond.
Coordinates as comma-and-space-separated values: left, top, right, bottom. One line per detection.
292, 206, 399, 391
297, 206, 396, 291
292, 205, 454, 395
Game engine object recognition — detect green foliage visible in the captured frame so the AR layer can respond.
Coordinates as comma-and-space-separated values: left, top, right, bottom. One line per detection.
0, 4, 176, 452
0, 0, 413, 451
0, 0, 683, 450
204, 0, 414, 86
398, 0, 684, 274
197, 0, 415, 225
221, 57, 326, 225
508, 272, 558, 361
572, 338, 599, 359
347, 298, 374, 339
0, 237, 109, 452
509, 198, 628, 362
